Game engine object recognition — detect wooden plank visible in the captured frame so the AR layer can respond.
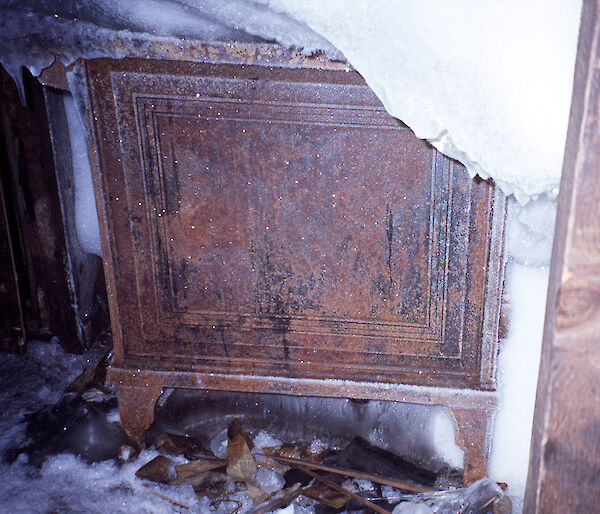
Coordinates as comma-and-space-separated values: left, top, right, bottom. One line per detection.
0, 65, 80, 350
525, 1, 600, 510
0, 148, 26, 353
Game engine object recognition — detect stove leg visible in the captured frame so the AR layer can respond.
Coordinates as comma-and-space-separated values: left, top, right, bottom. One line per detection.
449, 406, 493, 485
115, 383, 163, 449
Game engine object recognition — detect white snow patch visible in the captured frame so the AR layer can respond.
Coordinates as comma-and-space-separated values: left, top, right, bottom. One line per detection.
489, 263, 550, 490
429, 410, 464, 470
393, 502, 434, 514
63, 95, 102, 257
106, 408, 122, 424
0, 452, 198, 514
267, 0, 581, 202
507, 195, 558, 267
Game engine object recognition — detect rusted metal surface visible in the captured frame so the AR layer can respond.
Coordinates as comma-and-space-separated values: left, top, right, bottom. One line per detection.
87, 55, 505, 388
115, 382, 163, 449
84, 45, 506, 480
38, 58, 71, 92
110, 365, 496, 473
37, 39, 351, 93
525, 1, 600, 510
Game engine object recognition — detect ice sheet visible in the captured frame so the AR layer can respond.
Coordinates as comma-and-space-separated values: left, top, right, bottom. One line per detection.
63, 95, 102, 257
0, 1, 581, 200
264, 0, 581, 202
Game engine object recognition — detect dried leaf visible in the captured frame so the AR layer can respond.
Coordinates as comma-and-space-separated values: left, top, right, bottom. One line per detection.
227, 434, 257, 481
226, 420, 257, 481
66, 349, 109, 394
250, 484, 302, 514
174, 458, 227, 484
246, 483, 269, 504
277, 443, 304, 460
155, 432, 205, 457
254, 453, 288, 472
303, 482, 349, 509
189, 471, 232, 498
227, 418, 254, 450
135, 455, 173, 484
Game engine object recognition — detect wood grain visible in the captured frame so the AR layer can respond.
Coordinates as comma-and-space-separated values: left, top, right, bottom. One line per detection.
525, 1, 600, 511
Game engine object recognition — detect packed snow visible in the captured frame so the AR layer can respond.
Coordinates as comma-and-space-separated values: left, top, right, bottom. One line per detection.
488, 263, 549, 511
1, 341, 483, 513
0, 0, 581, 201
63, 95, 102, 257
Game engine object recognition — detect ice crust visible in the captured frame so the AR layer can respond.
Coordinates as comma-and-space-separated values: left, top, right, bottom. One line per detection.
0, 452, 199, 514
63, 95, 102, 257
0, 340, 90, 457
267, 0, 581, 202
0, 0, 581, 201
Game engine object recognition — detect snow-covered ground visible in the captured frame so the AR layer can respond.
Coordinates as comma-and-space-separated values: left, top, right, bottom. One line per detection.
0, 341, 197, 513
0, 341, 510, 513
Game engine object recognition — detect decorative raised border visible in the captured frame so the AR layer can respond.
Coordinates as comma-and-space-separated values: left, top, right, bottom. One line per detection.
132, 90, 455, 346
84, 51, 505, 390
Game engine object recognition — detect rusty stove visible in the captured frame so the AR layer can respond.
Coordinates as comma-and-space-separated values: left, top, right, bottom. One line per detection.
82, 43, 506, 484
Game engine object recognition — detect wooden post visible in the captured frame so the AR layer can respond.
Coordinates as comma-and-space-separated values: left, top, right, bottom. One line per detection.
525, 1, 600, 510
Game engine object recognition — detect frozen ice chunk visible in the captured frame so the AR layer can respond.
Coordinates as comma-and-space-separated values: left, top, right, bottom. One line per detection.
209, 428, 229, 459
393, 503, 434, 514
253, 467, 285, 494
63, 95, 102, 257
506, 194, 557, 267
252, 430, 282, 452
392, 478, 503, 513
308, 438, 328, 454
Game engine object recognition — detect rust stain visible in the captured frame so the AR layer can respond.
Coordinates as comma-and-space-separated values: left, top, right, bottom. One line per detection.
86, 48, 505, 393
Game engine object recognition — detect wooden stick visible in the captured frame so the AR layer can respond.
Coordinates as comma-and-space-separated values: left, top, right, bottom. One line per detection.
298, 465, 391, 514
259, 453, 435, 493
250, 484, 303, 514
144, 488, 189, 509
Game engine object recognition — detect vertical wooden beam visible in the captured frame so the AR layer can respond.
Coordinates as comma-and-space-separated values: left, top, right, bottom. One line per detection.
0, 66, 81, 351
525, 1, 600, 510
0, 150, 26, 353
